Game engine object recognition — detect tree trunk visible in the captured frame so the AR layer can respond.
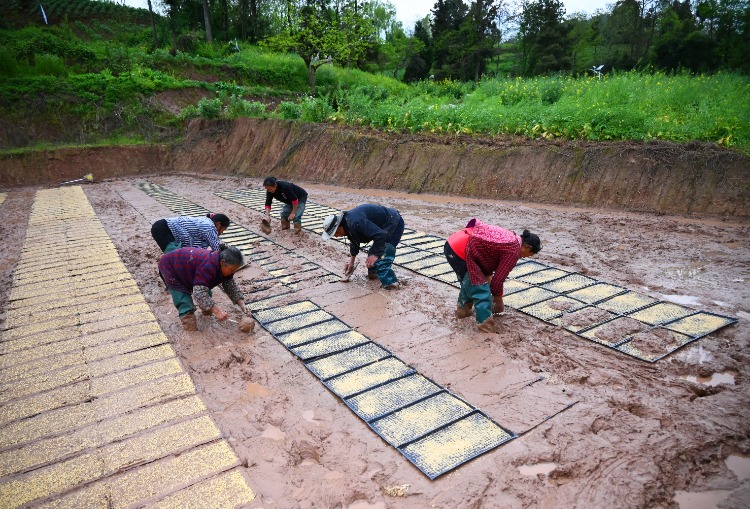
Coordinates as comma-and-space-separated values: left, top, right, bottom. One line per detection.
147, 0, 158, 49
220, 0, 228, 40
250, 0, 258, 44
239, 0, 248, 41
202, 0, 213, 43
307, 63, 317, 96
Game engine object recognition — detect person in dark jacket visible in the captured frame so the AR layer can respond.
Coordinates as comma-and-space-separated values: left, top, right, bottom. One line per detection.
263, 176, 308, 234
321, 204, 404, 289
158, 245, 249, 330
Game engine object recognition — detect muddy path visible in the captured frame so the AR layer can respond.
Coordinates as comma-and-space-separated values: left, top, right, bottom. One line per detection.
3, 175, 750, 508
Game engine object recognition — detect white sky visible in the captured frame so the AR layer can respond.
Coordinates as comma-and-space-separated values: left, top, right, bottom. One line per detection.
391, 0, 614, 28
122, 0, 613, 29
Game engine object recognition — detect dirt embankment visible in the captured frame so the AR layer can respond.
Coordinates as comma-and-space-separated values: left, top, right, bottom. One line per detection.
2, 118, 749, 217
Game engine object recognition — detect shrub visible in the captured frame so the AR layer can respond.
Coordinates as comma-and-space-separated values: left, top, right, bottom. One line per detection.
225, 96, 266, 118
196, 97, 222, 119
0, 47, 19, 77
300, 96, 333, 122
34, 53, 67, 76
277, 101, 301, 120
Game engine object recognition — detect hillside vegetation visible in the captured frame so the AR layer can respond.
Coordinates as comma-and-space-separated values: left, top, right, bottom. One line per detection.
0, 1, 748, 154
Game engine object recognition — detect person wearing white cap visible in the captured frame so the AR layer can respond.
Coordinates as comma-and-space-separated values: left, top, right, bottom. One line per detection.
322, 204, 404, 289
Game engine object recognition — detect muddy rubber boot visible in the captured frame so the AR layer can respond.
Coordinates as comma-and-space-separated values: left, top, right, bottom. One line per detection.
293, 222, 302, 234
383, 282, 400, 290
477, 316, 497, 334
280, 218, 291, 230
180, 313, 198, 331
455, 302, 473, 319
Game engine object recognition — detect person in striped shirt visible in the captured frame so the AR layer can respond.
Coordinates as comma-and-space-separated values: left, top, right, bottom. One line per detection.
151, 213, 230, 253
158, 245, 249, 331
453, 219, 541, 333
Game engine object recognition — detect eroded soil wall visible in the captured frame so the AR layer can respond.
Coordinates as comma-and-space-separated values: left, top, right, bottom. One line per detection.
0, 144, 172, 187
3, 118, 749, 217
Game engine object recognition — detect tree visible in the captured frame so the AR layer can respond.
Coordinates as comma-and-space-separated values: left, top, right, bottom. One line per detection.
147, 0, 159, 49
265, 0, 337, 95
518, 0, 570, 75
382, 25, 426, 78
431, 0, 468, 77
202, 0, 213, 42
404, 17, 433, 81
652, 0, 719, 71
460, 0, 503, 81
335, 1, 377, 69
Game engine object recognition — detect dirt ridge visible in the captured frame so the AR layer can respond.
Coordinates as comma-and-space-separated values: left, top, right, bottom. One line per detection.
2, 118, 749, 218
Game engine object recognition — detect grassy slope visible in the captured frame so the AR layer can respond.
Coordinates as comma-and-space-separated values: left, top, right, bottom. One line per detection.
0, 3, 748, 154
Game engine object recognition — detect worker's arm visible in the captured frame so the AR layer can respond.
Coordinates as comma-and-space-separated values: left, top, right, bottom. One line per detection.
194, 285, 227, 320
264, 191, 273, 220
221, 279, 249, 314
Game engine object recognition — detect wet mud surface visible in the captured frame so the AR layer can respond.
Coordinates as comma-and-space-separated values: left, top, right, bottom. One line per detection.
2, 175, 749, 508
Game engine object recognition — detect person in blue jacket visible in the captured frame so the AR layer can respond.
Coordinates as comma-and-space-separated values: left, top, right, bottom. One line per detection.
322, 204, 404, 289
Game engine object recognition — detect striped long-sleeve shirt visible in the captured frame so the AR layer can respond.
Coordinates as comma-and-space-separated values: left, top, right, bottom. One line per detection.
166, 216, 221, 251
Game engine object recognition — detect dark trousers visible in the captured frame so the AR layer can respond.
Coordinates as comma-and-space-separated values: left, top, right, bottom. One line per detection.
444, 242, 468, 284
151, 219, 176, 253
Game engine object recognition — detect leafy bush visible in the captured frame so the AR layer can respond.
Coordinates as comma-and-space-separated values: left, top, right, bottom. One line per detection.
176, 32, 202, 54
196, 97, 222, 119
0, 46, 19, 77
34, 54, 67, 76
225, 96, 266, 118
9, 27, 96, 68
277, 101, 302, 120
300, 96, 333, 122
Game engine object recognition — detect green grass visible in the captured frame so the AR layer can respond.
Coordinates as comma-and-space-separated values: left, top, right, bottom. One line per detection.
0, 136, 149, 156
0, 16, 748, 153
330, 72, 749, 151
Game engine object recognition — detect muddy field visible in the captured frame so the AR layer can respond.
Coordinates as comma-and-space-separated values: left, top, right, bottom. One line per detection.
2, 175, 749, 509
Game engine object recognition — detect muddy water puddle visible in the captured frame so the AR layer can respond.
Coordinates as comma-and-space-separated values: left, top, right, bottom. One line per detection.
674, 455, 750, 508
518, 462, 557, 477
246, 382, 270, 397
662, 294, 702, 306
726, 454, 750, 481
683, 371, 736, 386
673, 489, 732, 509
663, 265, 708, 280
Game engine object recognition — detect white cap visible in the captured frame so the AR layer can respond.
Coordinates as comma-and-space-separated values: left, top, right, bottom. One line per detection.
321, 212, 344, 240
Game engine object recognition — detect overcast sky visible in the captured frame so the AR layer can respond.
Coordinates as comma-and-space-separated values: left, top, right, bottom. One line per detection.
391, 0, 613, 28
122, 0, 614, 29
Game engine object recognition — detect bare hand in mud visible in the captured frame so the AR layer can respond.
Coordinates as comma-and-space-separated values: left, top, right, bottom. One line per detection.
366, 254, 379, 268
212, 306, 228, 321
492, 297, 504, 314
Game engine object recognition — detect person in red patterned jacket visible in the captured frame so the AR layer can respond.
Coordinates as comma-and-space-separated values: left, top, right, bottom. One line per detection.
158, 245, 249, 331
454, 219, 541, 333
